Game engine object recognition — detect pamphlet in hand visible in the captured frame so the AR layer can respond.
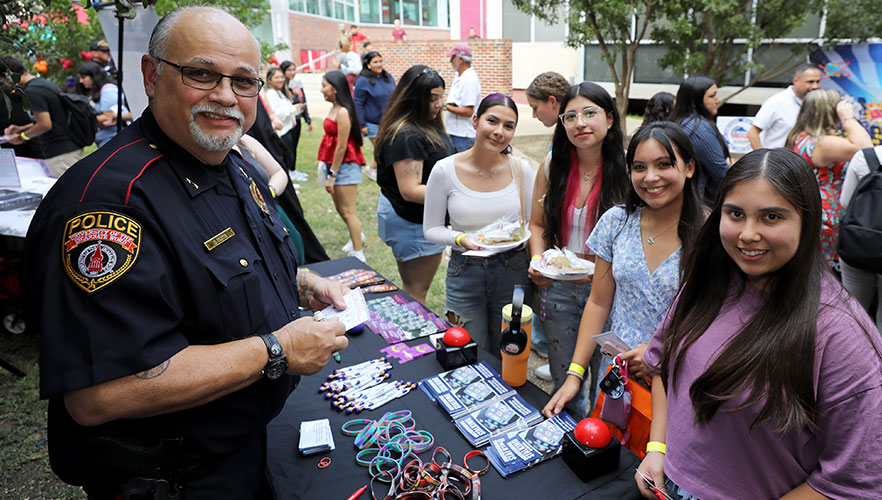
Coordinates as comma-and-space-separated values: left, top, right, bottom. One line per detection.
315, 289, 370, 331
484, 412, 578, 478
419, 361, 544, 447
592, 331, 631, 358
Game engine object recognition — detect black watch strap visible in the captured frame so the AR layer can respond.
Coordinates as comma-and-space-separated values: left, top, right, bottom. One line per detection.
259, 333, 288, 380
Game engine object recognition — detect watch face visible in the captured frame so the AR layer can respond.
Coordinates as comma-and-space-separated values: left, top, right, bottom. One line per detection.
270, 343, 283, 356
263, 359, 288, 380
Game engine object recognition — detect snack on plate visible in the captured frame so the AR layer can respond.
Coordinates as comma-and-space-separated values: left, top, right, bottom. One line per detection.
538, 248, 593, 275
474, 222, 526, 246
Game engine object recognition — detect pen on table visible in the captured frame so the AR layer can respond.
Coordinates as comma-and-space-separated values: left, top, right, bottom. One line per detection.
346, 484, 368, 500
313, 311, 343, 364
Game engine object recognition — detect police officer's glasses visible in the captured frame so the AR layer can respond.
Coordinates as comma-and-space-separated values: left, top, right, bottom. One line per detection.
158, 58, 264, 97
559, 106, 602, 128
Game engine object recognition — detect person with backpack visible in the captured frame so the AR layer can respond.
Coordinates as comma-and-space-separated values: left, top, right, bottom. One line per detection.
75, 61, 130, 147
839, 145, 882, 333
2, 56, 86, 177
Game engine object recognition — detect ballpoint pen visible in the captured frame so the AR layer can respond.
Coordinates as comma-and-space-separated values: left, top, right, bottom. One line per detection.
345, 484, 368, 500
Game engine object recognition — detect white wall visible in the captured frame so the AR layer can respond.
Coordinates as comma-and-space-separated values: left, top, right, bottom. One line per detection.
512, 42, 581, 89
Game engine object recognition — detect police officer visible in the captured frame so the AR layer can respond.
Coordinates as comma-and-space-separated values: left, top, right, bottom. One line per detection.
24, 7, 349, 499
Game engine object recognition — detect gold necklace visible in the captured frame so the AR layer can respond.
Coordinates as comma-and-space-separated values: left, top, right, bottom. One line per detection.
646, 215, 678, 245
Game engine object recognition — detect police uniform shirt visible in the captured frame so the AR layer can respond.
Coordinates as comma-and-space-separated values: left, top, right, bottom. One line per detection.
25, 108, 302, 499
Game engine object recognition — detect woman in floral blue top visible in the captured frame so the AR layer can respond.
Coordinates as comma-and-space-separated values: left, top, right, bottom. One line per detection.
543, 122, 706, 417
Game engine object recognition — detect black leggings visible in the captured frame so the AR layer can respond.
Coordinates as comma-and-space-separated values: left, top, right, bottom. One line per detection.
282, 121, 303, 172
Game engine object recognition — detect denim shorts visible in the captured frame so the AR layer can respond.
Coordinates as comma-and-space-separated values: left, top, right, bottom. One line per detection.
539, 279, 602, 417
377, 194, 444, 262
322, 161, 362, 186
663, 478, 701, 500
364, 122, 379, 138
445, 248, 530, 353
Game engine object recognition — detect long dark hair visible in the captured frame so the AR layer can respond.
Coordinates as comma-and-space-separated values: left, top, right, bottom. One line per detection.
358, 51, 391, 85
643, 92, 674, 124
374, 65, 446, 162
279, 60, 297, 96
324, 70, 362, 147
543, 81, 627, 248
264, 66, 292, 101
624, 122, 704, 275
670, 75, 730, 157
75, 61, 114, 102
661, 149, 827, 433
473, 93, 519, 154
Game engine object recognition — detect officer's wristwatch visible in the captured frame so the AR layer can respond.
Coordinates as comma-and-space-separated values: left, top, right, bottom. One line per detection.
259, 333, 288, 380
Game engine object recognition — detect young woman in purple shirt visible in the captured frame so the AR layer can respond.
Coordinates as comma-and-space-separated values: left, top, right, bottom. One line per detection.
639, 149, 882, 499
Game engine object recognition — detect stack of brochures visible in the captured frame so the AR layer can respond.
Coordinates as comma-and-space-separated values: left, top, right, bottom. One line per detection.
484, 413, 578, 477
298, 418, 336, 456
419, 361, 544, 447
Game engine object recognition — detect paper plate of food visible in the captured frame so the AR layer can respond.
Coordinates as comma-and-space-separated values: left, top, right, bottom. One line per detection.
531, 248, 595, 280
471, 223, 531, 252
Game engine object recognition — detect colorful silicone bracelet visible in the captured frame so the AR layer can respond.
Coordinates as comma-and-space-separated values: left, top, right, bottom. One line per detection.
568, 363, 585, 377
566, 370, 584, 381
20, 132, 30, 141
455, 233, 466, 246
646, 441, 666, 454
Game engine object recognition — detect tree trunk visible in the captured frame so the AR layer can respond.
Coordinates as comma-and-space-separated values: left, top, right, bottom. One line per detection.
615, 84, 630, 147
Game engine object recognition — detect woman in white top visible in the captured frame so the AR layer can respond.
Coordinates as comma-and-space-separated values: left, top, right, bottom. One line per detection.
262, 67, 302, 165
840, 145, 882, 333
424, 93, 534, 352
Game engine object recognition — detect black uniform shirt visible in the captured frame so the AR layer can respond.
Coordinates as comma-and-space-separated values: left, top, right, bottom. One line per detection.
25, 108, 302, 499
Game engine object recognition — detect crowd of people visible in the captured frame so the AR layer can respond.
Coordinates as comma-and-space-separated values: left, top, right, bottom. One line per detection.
4, 7, 882, 499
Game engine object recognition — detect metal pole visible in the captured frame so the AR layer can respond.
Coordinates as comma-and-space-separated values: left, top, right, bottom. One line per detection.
116, 6, 124, 132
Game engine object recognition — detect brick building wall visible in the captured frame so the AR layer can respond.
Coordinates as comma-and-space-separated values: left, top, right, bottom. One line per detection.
287, 11, 449, 65
370, 39, 513, 97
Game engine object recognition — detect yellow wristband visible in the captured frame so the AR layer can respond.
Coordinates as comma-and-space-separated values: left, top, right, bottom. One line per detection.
20, 132, 31, 141
531, 254, 541, 261
269, 185, 277, 198
567, 363, 585, 377
646, 441, 666, 454
455, 233, 466, 246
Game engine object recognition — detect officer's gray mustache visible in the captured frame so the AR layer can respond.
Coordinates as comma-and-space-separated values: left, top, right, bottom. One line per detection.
190, 105, 244, 124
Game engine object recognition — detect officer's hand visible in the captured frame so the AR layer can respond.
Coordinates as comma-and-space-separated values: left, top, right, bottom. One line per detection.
309, 278, 350, 311
277, 316, 348, 375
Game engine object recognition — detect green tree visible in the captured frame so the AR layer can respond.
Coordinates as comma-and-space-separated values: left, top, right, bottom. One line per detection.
511, 0, 662, 137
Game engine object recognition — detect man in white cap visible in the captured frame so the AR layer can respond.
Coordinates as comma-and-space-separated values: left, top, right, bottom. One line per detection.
444, 43, 481, 152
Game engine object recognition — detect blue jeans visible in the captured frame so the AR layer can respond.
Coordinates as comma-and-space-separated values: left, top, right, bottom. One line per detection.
450, 135, 475, 153
540, 279, 601, 417
445, 249, 530, 353
663, 478, 701, 500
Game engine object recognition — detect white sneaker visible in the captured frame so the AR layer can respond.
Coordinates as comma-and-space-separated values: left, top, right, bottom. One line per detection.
348, 249, 366, 262
341, 232, 365, 253
535, 363, 552, 381
363, 166, 378, 182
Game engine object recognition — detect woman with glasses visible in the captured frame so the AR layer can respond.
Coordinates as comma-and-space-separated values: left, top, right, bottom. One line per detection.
354, 51, 396, 182
374, 65, 453, 305
785, 89, 873, 271
319, 70, 366, 262
262, 67, 301, 172
670, 76, 730, 204
424, 93, 534, 352
528, 82, 628, 416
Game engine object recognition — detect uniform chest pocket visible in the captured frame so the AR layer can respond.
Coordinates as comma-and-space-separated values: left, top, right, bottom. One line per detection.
262, 217, 299, 275
202, 242, 269, 339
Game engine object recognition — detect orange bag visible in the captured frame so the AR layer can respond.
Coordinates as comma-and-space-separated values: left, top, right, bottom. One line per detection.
591, 362, 653, 458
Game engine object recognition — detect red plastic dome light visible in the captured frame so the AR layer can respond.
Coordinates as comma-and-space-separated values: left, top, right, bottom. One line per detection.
573, 418, 611, 448
442, 327, 471, 347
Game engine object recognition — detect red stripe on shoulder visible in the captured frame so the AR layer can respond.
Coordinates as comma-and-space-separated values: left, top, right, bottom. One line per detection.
79, 138, 149, 203
124, 155, 164, 206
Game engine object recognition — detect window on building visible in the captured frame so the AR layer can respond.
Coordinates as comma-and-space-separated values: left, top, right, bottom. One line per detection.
584, 46, 613, 82
533, 6, 566, 42
422, 0, 438, 26
752, 44, 806, 85
289, 0, 445, 27
634, 45, 682, 84
401, 0, 419, 25
502, 0, 531, 42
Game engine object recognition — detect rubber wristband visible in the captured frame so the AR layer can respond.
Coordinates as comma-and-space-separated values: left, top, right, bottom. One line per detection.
455, 233, 465, 246
568, 363, 585, 377
269, 185, 277, 198
566, 370, 584, 381
531, 254, 541, 261
646, 441, 666, 454
20, 132, 30, 141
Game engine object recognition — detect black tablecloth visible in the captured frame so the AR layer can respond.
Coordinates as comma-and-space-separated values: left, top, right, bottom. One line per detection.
267, 257, 643, 499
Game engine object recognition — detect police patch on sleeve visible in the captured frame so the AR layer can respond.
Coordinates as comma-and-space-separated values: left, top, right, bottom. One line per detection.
62, 211, 141, 293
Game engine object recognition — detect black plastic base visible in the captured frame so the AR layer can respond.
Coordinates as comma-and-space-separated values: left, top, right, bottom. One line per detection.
435, 340, 478, 371
561, 431, 621, 482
